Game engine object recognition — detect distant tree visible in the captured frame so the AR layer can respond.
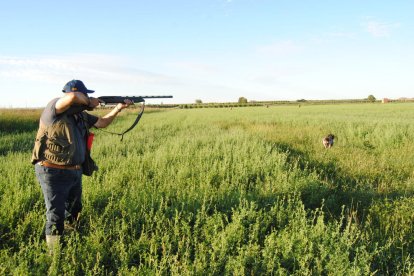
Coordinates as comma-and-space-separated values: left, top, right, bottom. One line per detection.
195, 99, 202, 104
296, 99, 307, 103
367, 95, 376, 102
238, 97, 248, 104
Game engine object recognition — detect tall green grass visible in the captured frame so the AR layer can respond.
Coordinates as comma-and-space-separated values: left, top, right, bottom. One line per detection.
1, 103, 413, 274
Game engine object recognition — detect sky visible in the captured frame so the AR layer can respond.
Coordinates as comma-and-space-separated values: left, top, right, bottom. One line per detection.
0, 0, 413, 107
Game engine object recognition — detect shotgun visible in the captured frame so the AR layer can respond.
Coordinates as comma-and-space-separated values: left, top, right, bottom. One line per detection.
98, 95, 173, 104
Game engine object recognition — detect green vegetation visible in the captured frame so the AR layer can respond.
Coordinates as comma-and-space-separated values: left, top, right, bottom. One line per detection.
238, 97, 248, 104
1, 102, 414, 274
367, 95, 377, 102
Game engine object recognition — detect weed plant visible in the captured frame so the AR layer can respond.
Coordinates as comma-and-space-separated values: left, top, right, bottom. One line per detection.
0, 103, 413, 274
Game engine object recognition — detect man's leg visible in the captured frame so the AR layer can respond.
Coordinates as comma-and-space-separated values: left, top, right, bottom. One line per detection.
35, 164, 79, 253
65, 170, 83, 227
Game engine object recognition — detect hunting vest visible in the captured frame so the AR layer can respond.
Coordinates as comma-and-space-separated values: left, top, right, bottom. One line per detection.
31, 112, 89, 165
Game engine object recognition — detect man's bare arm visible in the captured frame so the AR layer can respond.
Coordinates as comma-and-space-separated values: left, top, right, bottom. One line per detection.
55, 92, 93, 114
94, 100, 133, 128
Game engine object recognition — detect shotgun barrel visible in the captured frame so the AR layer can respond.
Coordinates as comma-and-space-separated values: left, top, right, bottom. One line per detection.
98, 95, 173, 104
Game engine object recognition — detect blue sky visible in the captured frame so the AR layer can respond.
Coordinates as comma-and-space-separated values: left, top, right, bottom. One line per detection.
1, 0, 413, 107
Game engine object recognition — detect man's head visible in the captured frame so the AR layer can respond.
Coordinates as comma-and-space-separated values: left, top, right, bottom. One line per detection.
62, 80, 94, 94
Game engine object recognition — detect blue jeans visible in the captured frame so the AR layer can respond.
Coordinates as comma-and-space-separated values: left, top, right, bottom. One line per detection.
35, 164, 83, 235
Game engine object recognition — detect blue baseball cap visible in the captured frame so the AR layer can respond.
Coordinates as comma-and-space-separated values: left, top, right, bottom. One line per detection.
62, 80, 95, 94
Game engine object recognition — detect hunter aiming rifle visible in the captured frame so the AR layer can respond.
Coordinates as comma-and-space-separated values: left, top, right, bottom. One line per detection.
97, 95, 173, 141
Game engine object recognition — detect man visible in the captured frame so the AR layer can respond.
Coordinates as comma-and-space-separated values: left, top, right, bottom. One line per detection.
31, 80, 132, 253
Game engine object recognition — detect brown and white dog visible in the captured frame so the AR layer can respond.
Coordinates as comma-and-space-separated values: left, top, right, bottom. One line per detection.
322, 134, 335, 148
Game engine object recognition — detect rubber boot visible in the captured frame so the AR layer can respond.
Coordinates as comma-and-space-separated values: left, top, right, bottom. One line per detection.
46, 235, 61, 255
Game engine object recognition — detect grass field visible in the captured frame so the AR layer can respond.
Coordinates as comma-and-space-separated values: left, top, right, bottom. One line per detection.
1, 103, 414, 275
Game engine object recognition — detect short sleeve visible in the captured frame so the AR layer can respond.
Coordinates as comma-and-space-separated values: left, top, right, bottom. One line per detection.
84, 112, 99, 128
40, 98, 59, 126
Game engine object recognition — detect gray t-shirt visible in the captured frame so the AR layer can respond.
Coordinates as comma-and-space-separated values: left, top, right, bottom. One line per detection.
40, 98, 98, 165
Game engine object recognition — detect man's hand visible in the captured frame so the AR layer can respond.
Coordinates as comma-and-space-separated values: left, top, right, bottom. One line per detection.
115, 99, 134, 112
94, 99, 134, 128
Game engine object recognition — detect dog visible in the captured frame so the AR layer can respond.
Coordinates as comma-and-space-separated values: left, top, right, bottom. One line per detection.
322, 134, 335, 148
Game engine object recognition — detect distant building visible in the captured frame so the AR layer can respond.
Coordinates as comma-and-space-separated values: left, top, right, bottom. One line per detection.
382, 98, 390, 103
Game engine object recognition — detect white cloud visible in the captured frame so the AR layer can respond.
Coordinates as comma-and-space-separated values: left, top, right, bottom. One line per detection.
325, 31, 355, 39
257, 40, 302, 57
248, 67, 302, 84
363, 19, 400, 37
166, 61, 218, 74
0, 54, 176, 85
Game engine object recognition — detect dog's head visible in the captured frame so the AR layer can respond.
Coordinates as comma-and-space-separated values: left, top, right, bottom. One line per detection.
323, 138, 330, 148
323, 134, 335, 148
